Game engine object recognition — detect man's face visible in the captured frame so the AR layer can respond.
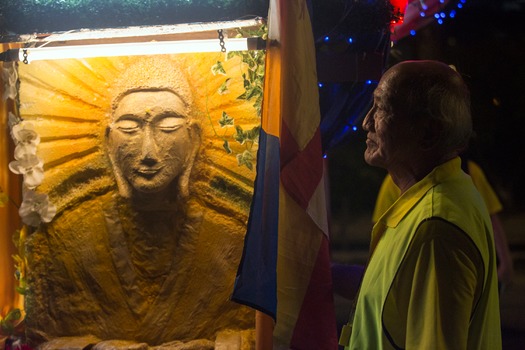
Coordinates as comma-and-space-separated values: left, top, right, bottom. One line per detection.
108, 90, 192, 194
361, 71, 418, 170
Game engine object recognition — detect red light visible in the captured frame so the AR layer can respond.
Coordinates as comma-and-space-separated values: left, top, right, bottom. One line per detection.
390, 0, 409, 26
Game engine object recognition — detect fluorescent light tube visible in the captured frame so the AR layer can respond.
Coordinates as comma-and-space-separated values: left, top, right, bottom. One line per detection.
1, 37, 265, 63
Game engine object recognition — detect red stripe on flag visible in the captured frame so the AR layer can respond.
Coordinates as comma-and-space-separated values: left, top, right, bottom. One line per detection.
289, 235, 338, 350
280, 122, 324, 210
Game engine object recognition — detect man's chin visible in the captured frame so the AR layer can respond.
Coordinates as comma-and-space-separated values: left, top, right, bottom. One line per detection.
363, 151, 375, 165
364, 152, 383, 168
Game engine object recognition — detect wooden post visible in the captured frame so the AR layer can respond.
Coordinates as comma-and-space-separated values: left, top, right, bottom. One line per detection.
256, 310, 274, 350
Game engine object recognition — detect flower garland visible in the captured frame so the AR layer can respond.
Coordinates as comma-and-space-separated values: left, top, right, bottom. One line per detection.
1, 61, 56, 347
2, 62, 56, 227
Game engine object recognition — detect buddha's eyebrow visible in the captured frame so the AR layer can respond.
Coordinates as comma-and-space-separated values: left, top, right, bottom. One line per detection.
153, 110, 187, 120
114, 113, 141, 120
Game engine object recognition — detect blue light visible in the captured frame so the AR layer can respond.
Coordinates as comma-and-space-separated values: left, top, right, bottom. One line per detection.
460, 0, 466, 3
450, 10, 456, 18
352, 125, 358, 132
420, 11, 426, 17
410, 29, 416, 36
323, 154, 328, 159
324, 36, 330, 42
348, 37, 354, 44
434, 13, 440, 19
318, 82, 324, 88
366, 80, 372, 84
437, 18, 444, 24
422, 4, 428, 10
439, 0, 445, 3
458, 3, 463, 8
440, 12, 446, 18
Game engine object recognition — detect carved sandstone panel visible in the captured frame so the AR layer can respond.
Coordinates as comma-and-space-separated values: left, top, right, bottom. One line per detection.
17, 52, 263, 346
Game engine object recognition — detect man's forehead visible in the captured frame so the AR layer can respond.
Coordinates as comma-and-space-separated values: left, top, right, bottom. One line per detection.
373, 85, 392, 102
373, 88, 383, 99
375, 70, 403, 98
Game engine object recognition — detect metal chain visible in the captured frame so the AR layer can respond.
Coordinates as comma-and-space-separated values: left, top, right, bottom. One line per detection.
22, 49, 28, 64
217, 29, 226, 53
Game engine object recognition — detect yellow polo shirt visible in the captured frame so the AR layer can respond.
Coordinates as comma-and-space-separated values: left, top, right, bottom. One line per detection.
345, 158, 502, 349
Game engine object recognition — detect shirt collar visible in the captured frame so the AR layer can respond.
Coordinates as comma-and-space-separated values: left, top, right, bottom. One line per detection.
377, 157, 463, 229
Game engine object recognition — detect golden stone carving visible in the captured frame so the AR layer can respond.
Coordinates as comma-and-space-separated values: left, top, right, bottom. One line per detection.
16, 53, 261, 348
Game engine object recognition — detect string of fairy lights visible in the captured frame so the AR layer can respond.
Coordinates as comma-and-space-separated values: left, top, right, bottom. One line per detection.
316, 0, 469, 45
407, 0, 468, 36
316, 0, 470, 153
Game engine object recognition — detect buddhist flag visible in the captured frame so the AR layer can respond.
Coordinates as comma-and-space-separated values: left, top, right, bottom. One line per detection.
232, 0, 338, 348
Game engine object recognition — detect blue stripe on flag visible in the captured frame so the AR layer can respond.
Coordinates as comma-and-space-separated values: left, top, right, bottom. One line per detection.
231, 128, 280, 319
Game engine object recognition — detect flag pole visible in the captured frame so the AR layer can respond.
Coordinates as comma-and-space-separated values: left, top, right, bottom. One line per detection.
256, 311, 274, 350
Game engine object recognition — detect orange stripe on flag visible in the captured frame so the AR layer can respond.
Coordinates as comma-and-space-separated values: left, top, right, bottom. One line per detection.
279, 0, 321, 150
261, 43, 281, 138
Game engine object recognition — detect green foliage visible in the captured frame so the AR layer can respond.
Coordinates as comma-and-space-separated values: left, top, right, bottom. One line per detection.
0, 308, 22, 336
228, 24, 267, 117
234, 125, 260, 146
0, 190, 8, 207
12, 228, 28, 296
212, 24, 267, 170
211, 61, 227, 76
217, 78, 231, 95
237, 150, 255, 171
0, 226, 27, 338
219, 111, 234, 128
223, 140, 232, 154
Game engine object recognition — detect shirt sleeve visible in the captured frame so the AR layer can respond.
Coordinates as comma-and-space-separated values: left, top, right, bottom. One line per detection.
383, 218, 484, 350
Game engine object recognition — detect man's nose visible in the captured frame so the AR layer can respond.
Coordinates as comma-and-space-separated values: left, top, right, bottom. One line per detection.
362, 109, 374, 131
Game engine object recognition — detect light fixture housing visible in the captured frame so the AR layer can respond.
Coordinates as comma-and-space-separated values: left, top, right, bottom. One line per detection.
1, 18, 266, 63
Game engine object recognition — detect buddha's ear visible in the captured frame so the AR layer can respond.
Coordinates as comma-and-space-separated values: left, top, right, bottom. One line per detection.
178, 122, 202, 198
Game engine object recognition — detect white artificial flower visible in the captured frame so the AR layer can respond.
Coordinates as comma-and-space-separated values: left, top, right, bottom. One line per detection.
8, 111, 21, 131
11, 121, 40, 145
9, 154, 45, 189
19, 189, 56, 227
2, 62, 18, 101
11, 122, 40, 158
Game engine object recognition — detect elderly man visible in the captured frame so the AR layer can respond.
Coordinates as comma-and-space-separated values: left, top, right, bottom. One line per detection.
340, 60, 502, 349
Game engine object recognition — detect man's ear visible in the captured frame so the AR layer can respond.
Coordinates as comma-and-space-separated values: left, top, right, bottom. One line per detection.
178, 122, 202, 198
420, 119, 443, 150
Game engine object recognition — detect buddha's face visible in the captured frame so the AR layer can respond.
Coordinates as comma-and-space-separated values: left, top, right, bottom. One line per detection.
108, 90, 193, 195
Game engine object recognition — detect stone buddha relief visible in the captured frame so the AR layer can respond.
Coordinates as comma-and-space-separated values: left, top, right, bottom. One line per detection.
15, 53, 262, 349
107, 57, 200, 205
